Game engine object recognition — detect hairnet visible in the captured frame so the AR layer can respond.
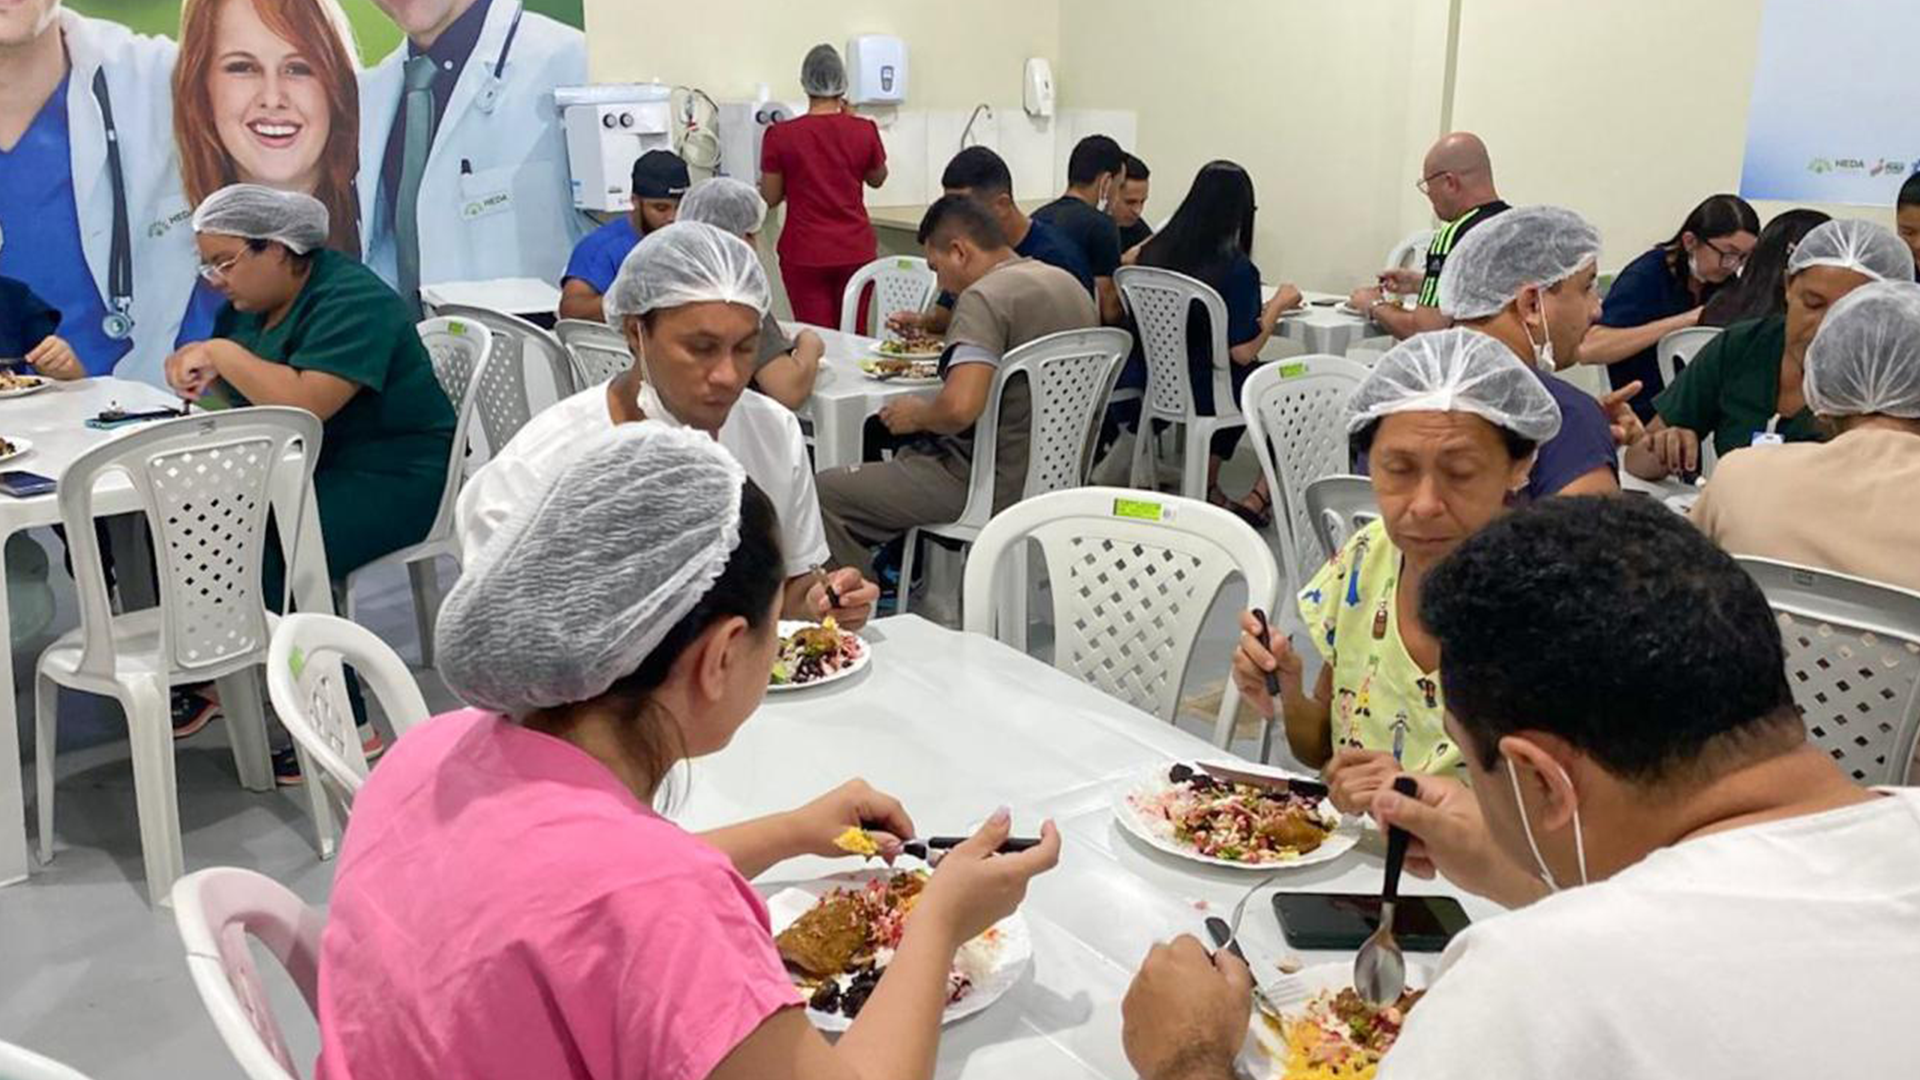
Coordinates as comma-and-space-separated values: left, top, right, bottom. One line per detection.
191, 184, 329, 254
604, 220, 770, 323
801, 43, 848, 98
679, 177, 768, 239
435, 422, 747, 715
1785, 218, 1917, 284
1349, 328, 1564, 444
1804, 280, 1920, 419
1438, 205, 1603, 321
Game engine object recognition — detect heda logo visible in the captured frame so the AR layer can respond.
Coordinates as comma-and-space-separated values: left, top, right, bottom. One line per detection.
462, 192, 512, 219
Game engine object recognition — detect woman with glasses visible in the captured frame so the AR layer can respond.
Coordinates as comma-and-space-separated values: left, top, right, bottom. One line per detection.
1580, 194, 1759, 420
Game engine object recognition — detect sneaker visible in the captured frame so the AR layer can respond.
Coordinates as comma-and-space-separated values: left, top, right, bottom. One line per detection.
171, 689, 220, 740
273, 726, 388, 786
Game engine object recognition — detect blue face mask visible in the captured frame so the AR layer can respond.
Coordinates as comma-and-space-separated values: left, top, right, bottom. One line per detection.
1506, 755, 1588, 892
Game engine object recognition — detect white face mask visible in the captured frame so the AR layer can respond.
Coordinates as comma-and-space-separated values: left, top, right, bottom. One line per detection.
1687, 253, 1705, 282
1505, 755, 1588, 892
631, 341, 686, 429
1522, 293, 1557, 372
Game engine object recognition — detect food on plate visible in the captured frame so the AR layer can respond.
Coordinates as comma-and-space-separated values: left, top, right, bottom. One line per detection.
875, 330, 944, 360
0, 436, 13, 458
770, 616, 864, 686
866, 355, 940, 379
1128, 763, 1338, 864
1264, 986, 1425, 1079
0, 372, 45, 392
834, 827, 880, 858
775, 871, 1002, 1020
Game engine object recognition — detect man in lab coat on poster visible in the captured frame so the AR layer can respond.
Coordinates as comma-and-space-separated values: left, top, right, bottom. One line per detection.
357, 0, 590, 311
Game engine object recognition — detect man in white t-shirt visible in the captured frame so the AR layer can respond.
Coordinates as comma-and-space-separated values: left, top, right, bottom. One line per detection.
457, 221, 878, 628
1116, 495, 1919, 1080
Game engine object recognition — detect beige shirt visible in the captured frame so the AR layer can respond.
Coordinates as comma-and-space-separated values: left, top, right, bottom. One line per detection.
1691, 426, 1920, 592
936, 256, 1100, 507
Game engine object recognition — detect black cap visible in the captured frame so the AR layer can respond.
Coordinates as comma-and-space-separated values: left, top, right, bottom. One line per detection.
632, 150, 690, 200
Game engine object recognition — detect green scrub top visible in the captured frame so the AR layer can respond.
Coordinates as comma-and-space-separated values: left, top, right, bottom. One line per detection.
1651, 314, 1823, 458
212, 249, 455, 578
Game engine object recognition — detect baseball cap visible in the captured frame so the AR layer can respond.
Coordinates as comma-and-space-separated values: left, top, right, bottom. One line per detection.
632, 150, 691, 200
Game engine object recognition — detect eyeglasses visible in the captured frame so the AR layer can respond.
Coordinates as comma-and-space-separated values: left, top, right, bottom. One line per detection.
1698, 237, 1750, 269
1415, 170, 1453, 195
196, 249, 250, 284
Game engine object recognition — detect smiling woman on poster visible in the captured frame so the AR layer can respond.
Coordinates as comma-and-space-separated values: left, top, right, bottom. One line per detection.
356, 0, 589, 314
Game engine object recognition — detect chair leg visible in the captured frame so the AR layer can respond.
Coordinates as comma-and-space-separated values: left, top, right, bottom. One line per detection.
407, 559, 441, 668
1182, 423, 1209, 501
1129, 417, 1153, 490
898, 528, 921, 616
33, 673, 58, 864
119, 678, 185, 907
1212, 679, 1242, 750
297, 745, 339, 861
996, 541, 1029, 653
215, 669, 273, 793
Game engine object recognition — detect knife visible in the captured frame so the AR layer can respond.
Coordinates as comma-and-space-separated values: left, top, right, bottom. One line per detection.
1196, 762, 1330, 801
1204, 916, 1287, 1021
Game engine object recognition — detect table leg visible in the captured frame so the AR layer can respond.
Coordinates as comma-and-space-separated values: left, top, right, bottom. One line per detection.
0, 524, 30, 887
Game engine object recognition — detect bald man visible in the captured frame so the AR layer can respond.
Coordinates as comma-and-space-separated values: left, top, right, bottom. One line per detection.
1351, 132, 1510, 340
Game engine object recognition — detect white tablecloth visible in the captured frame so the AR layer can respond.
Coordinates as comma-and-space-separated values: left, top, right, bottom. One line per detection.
0, 379, 333, 887
673, 615, 1494, 1079
1267, 288, 1377, 358
421, 278, 562, 319
791, 324, 937, 472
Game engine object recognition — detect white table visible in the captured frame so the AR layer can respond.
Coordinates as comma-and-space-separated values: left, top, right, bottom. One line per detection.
792, 323, 939, 472
1266, 288, 1378, 358
673, 615, 1493, 1079
0, 378, 334, 888
421, 278, 561, 320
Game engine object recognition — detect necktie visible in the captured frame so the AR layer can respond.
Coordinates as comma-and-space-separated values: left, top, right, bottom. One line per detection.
395, 55, 440, 317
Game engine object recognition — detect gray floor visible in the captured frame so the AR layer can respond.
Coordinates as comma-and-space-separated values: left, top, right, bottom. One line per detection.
0, 444, 1298, 1078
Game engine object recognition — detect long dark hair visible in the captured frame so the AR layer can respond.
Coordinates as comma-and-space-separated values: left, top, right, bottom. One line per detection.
1138, 160, 1256, 288
1701, 209, 1832, 327
1662, 193, 1760, 286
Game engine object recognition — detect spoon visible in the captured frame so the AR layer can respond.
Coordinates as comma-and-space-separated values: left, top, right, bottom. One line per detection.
1354, 775, 1419, 1005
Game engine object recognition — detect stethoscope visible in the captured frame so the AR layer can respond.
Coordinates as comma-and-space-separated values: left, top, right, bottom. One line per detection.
472, 0, 525, 116
91, 68, 135, 342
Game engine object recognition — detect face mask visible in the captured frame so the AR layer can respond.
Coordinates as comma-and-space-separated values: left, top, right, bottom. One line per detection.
1687, 253, 1705, 282
631, 344, 686, 429
1522, 291, 1557, 372
1505, 756, 1588, 892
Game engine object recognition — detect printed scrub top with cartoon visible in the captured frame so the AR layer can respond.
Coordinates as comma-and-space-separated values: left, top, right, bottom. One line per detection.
1297, 518, 1461, 776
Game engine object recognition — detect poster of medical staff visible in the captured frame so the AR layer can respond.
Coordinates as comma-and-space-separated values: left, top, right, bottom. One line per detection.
1, 0, 587, 385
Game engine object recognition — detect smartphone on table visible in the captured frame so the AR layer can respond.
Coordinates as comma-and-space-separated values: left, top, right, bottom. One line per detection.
1272, 891, 1472, 953
0, 471, 57, 498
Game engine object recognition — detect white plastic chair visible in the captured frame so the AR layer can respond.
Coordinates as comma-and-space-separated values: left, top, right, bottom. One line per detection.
1737, 557, 1920, 786
172, 867, 324, 1080
267, 614, 431, 859
35, 408, 321, 906
338, 317, 493, 667
0, 1041, 97, 1080
554, 317, 633, 388
1656, 325, 1723, 391
838, 255, 938, 335
897, 328, 1132, 616
1304, 475, 1380, 563
1383, 229, 1434, 276
1114, 265, 1242, 499
1240, 355, 1368, 596
962, 487, 1279, 750
431, 304, 571, 452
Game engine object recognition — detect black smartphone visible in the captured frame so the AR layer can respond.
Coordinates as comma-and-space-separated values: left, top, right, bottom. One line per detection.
1310, 297, 1342, 307
1272, 892, 1471, 953
0, 471, 56, 498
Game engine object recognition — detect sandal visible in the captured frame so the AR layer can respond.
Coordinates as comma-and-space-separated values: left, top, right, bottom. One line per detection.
1230, 485, 1274, 530
171, 687, 220, 740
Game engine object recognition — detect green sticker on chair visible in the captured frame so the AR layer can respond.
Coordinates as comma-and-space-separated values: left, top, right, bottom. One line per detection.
1112, 497, 1164, 522
448, 320, 467, 336
1278, 362, 1308, 379
288, 646, 306, 679
896, 258, 917, 270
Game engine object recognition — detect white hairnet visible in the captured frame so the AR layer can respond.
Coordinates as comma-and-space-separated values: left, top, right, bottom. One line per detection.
1804, 280, 1920, 419
191, 184, 329, 254
1785, 218, 1917, 284
801, 43, 848, 98
679, 177, 768, 239
1438, 205, 1603, 321
604, 221, 771, 323
1350, 328, 1564, 444
435, 422, 748, 715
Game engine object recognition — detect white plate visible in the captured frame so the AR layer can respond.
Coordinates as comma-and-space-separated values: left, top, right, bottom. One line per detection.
856, 356, 942, 384
0, 376, 50, 399
0, 436, 33, 466
1111, 761, 1361, 871
1336, 302, 1367, 318
1242, 961, 1433, 1077
766, 869, 1031, 1032
767, 619, 871, 691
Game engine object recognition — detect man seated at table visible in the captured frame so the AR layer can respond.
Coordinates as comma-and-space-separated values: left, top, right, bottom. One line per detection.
1432, 204, 1646, 497
1033, 134, 1128, 323
459, 221, 880, 629
889, 147, 1093, 339
1349, 132, 1509, 340
1119, 495, 1919, 1080
1111, 153, 1154, 259
817, 195, 1097, 579
676, 177, 826, 410
557, 150, 689, 323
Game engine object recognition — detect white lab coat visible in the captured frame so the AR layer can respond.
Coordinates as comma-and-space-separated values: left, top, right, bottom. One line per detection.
60, 11, 199, 388
355, 0, 589, 290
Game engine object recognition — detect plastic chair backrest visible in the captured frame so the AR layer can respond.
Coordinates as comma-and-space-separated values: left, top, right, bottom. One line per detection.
1384, 229, 1434, 272
839, 256, 938, 335
1656, 326, 1723, 390
415, 316, 493, 539
554, 318, 633, 388
0, 1042, 97, 1080
1240, 356, 1367, 593
171, 867, 325, 1080
962, 487, 1279, 722
431, 305, 564, 457
1737, 557, 1920, 786
951, 328, 1132, 531
1114, 265, 1234, 424
266, 613, 432, 809
57, 408, 320, 682
1304, 475, 1380, 565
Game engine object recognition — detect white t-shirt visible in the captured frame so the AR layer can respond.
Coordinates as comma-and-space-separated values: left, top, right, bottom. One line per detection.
455, 383, 829, 579
1380, 788, 1920, 1079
